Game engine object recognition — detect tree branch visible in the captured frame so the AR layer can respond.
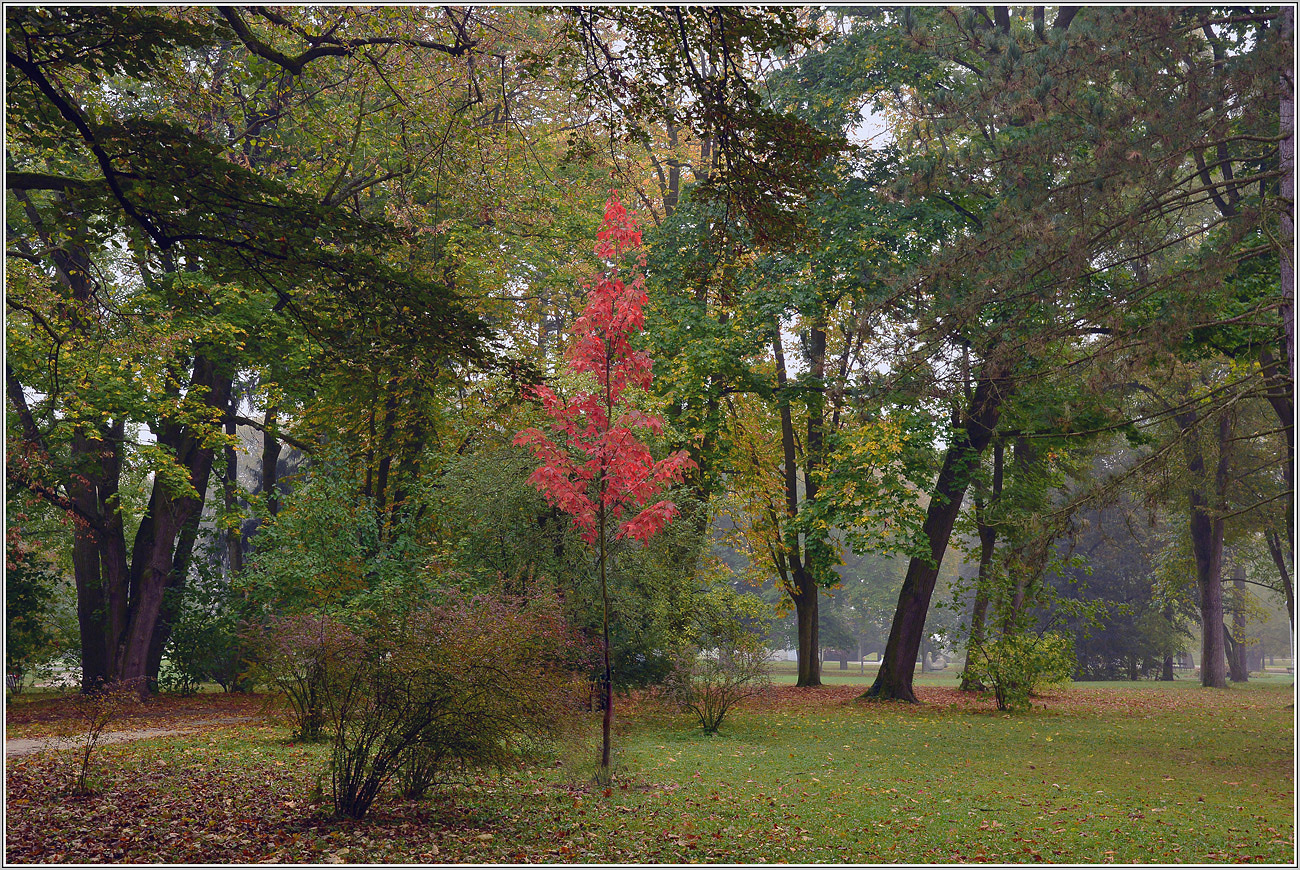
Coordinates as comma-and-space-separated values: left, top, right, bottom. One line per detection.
6, 363, 47, 453
5, 171, 100, 192
227, 414, 313, 454
218, 6, 476, 78
7, 51, 174, 249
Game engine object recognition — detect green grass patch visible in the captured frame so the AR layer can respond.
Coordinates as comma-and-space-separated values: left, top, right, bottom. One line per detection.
6, 683, 1293, 863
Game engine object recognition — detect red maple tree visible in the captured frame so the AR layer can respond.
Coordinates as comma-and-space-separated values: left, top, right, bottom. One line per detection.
514, 192, 694, 780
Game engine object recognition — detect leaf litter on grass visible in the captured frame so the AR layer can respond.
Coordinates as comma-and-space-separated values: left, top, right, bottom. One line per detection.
5, 683, 1294, 863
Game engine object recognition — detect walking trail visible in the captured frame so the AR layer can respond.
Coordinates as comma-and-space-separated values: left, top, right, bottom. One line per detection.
5, 715, 261, 758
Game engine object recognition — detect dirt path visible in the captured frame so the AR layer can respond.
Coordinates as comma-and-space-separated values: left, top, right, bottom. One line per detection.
5, 716, 260, 758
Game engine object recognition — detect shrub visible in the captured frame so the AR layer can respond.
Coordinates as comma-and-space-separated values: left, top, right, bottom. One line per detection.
328, 586, 587, 819
663, 586, 772, 734
47, 679, 142, 795
160, 573, 257, 694
255, 613, 361, 741
5, 534, 67, 693
156, 653, 203, 696
964, 631, 1075, 711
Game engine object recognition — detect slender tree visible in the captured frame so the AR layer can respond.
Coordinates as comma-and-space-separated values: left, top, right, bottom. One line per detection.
515, 193, 694, 782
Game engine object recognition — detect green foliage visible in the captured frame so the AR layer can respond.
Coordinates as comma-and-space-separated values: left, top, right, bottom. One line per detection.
964, 631, 1075, 711
239, 453, 433, 614
5, 538, 63, 690
158, 563, 254, 694
663, 585, 772, 734
1050, 498, 1197, 680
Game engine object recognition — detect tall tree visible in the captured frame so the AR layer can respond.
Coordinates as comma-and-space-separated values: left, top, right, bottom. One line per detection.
6, 7, 486, 694
515, 194, 693, 782
847, 6, 1288, 702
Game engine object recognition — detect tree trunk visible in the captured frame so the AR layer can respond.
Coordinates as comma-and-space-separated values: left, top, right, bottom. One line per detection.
962, 440, 1003, 692
1259, 346, 1294, 567
224, 412, 244, 578
1190, 502, 1227, 690
144, 498, 207, 690
69, 422, 130, 692
1265, 530, 1294, 628
1161, 601, 1177, 681
774, 325, 822, 687
597, 505, 613, 782
792, 564, 821, 686
1228, 570, 1249, 682
12, 196, 135, 693
866, 367, 1010, 702
119, 357, 231, 697
261, 405, 283, 516
1280, 6, 1294, 382
1180, 408, 1228, 689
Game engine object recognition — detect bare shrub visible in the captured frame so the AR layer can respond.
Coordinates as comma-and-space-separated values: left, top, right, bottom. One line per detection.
46, 679, 143, 795
664, 633, 771, 734
254, 613, 361, 741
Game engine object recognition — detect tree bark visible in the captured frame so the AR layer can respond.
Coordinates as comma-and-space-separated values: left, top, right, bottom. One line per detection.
1179, 407, 1228, 689
598, 505, 613, 781
802, 320, 829, 686
1280, 6, 1294, 382
773, 324, 824, 687
1161, 601, 1177, 681
1227, 570, 1249, 682
961, 439, 1002, 691
69, 422, 129, 691
224, 411, 244, 578
866, 366, 1010, 702
1265, 529, 1294, 628
791, 563, 821, 686
120, 355, 231, 697
261, 405, 283, 516
1259, 345, 1293, 555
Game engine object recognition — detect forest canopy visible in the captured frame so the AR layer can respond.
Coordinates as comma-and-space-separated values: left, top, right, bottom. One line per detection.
5, 6, 1293, 709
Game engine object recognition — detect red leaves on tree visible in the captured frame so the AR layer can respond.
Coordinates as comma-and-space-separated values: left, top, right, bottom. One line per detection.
514, 194, 694, 545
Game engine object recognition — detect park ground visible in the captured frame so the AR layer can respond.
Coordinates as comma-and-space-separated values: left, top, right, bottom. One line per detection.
5, 670, 1295, 864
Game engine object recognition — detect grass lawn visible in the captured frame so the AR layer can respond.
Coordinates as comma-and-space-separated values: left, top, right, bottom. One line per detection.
5, 678, 1294, 863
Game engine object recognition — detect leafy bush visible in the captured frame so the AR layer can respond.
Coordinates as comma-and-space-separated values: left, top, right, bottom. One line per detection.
237, 456, 431, 614
663, 587, 772, 734
255, 613, 362, 741
159, 574, 255, 694
964, 631, 1075, 711
156, 653, 203, 696
328, 586, 588, 819
5, 531, 71, 692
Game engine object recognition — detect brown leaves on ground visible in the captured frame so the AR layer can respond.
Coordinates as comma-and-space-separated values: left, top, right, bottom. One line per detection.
5, 692, 270, 739
5, 684, 1291, 863
742, 683, 1292, 718
5, 736, 500, 864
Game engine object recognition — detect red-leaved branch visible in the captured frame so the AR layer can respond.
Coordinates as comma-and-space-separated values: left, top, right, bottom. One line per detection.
514, 193, 694, 546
